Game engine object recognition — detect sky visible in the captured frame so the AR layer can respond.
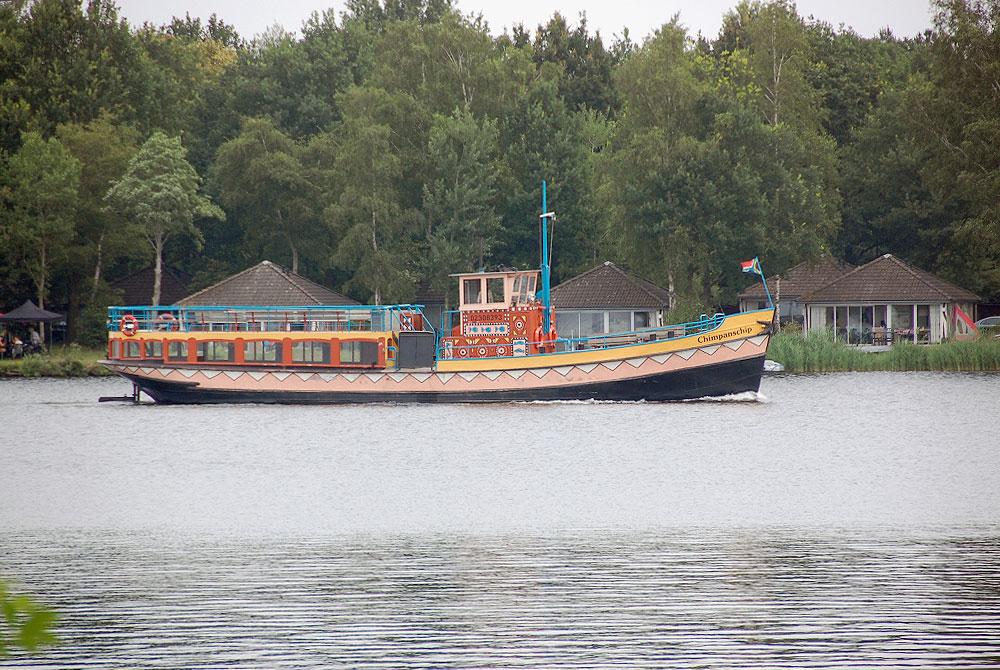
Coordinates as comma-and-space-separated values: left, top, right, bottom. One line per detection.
117, 0, 934, 41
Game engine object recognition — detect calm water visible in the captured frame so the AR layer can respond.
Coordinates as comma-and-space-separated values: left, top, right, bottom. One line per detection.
2, 373, 1000, 668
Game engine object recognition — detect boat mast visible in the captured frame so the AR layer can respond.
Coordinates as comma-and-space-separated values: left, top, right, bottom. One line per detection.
539, 180, 554, 333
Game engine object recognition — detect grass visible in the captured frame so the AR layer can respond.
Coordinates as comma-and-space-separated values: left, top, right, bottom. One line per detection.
768, 332, 1000, 372
0, 345, 112, 378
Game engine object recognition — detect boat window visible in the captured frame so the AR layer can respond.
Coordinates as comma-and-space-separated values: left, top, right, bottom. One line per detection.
197, 341, 233, 362
111, 340, 121, 359
124, 340, 141, 358
518, 276, 529, 303
528, 275, 536, 293
511, 276, 521, 301
292, 341, 329, 364
340, 341, 362, 364
463, 278, 482, 305
168, 341, 188, 361
145, 340, 163, 359
245, 340, 282, 363
487, 277, 504, 303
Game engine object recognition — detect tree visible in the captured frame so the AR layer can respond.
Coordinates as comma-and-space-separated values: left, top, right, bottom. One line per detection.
532, 12, 617, 113
319, 89, 413, 304
908, 0, 1000, 299
422, 109, 501, 297
720, 0, 819, 129
3, 132, 80, 330
106, 132, 223, 305
213, 117, 320, 274
56, 114, 140, 301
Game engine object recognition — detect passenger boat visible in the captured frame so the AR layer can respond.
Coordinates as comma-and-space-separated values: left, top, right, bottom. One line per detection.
101, 186, 775, 404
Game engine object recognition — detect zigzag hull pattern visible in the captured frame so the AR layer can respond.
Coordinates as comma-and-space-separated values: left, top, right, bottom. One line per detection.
119, 355, 766, 404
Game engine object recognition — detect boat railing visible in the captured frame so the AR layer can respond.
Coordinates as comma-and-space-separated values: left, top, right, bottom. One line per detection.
107, 304, 433, 335
437, 312, 730, 359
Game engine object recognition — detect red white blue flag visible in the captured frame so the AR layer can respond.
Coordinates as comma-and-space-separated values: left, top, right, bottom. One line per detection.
740, 257, 762, 275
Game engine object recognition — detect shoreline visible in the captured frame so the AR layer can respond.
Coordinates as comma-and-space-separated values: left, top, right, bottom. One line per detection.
2, 336, 999, 378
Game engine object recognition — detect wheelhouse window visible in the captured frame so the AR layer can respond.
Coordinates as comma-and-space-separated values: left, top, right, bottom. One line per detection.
245, 340, 282, 363
292, 341, 329, 364
144, 340, 163, 359
168, 341, 188, 361
197, 341, 233, 362
486, 277, 505, 303
463, 278, 482, 305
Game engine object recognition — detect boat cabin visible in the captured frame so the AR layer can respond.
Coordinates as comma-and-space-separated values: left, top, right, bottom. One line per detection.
440, 269, 555, 359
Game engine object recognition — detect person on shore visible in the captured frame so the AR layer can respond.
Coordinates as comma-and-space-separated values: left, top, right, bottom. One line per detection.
11, 334, 23, 358
0, 333, 6, 359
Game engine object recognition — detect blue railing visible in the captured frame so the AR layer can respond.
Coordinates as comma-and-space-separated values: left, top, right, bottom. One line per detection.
107, 304, 433, 335
436, 312, 734, 360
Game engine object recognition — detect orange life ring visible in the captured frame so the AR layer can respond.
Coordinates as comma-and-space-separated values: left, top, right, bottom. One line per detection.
120, 314, 138, 337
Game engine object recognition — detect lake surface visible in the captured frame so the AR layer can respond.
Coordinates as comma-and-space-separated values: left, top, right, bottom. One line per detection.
2, 373, 1000, 668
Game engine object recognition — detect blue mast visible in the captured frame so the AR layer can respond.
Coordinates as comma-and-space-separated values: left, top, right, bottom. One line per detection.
539, 180, 553, 333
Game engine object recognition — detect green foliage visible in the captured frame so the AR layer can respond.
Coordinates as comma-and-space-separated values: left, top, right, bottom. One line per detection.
2, 132, 80, 310
212, 117, 319, 274
0, 580, 58, 656
422, 109, 501, 298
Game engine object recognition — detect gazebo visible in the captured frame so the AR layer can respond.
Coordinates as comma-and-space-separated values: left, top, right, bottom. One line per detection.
0, 300, 64, 350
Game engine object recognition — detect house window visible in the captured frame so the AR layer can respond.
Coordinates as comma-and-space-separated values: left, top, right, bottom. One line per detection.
580, 312, 605, 336
610, 311, 631, 334
487, 277, 505, 303
916, 304, 931, 343
292, 341, 329, 364
634, 312, 651, 329
145, 340, 163, 359
891, 305, 914, 338
168, 341, 188, 361
197, 341, 233, 362
463, 278, 482, 305
245, 340, 282, 363
557, 311, 582, 339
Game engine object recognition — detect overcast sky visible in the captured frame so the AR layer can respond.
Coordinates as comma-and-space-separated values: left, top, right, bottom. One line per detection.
117, 0, 933, 41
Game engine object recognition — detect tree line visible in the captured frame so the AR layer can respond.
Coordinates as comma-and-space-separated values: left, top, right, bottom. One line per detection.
1, 0, 997, 345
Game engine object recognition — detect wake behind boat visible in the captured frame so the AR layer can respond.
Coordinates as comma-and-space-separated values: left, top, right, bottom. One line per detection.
101, 184, 774, 404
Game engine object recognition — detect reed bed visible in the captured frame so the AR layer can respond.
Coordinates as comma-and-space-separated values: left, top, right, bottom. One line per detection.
769, 332, 1000, 372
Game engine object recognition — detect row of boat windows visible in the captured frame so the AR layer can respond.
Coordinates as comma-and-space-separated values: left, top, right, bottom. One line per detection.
112, 339, 371, 365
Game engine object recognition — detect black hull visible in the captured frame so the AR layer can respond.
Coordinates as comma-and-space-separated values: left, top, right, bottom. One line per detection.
121, 356, 766, 405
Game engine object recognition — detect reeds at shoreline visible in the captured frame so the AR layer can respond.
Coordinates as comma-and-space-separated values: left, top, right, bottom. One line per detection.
768, 332, 1000, 372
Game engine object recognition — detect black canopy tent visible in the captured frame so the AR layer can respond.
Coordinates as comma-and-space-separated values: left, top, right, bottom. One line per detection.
0, 300, 64, 349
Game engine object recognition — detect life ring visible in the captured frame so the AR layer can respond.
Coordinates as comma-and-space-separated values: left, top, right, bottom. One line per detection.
156, 313, 178, 331
120, 314, 139, 337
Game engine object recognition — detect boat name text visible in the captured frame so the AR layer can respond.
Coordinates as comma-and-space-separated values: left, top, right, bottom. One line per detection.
697, 326, 755, 344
